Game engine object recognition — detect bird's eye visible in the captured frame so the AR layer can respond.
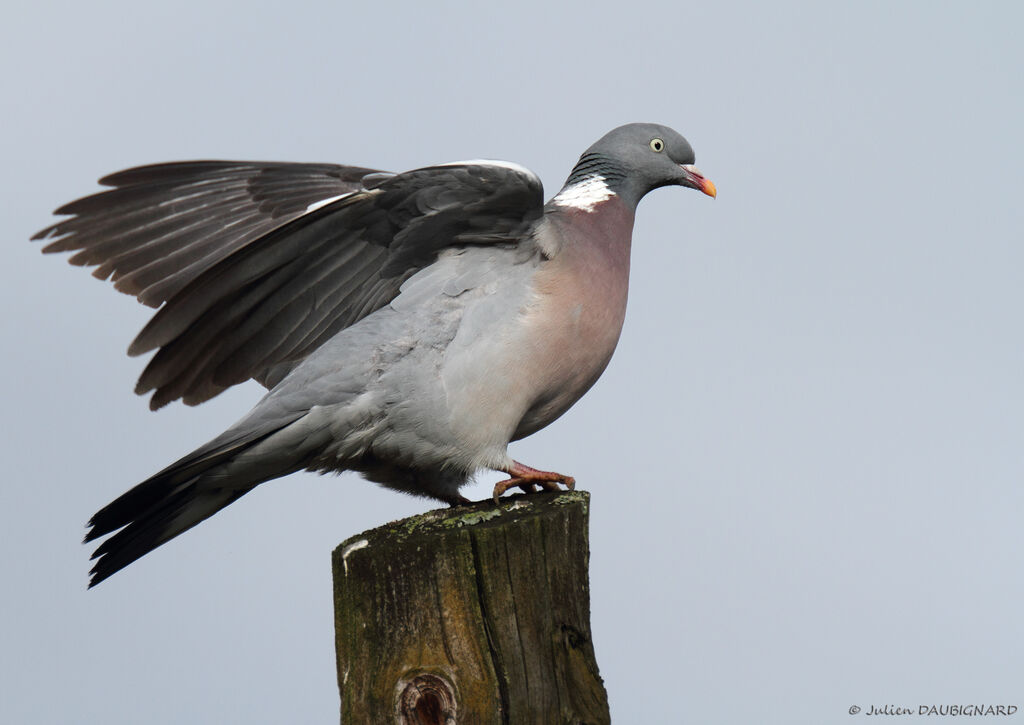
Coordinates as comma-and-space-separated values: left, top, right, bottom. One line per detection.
649, 138, 665, 153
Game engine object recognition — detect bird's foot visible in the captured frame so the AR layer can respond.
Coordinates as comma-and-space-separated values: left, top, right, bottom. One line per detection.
492, 461, 576, 504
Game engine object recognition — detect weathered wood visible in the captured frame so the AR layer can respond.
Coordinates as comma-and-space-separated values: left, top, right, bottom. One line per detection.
332, 490, 610, 725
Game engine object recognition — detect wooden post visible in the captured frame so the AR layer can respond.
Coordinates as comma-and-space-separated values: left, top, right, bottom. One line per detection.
332, 490, 610, 724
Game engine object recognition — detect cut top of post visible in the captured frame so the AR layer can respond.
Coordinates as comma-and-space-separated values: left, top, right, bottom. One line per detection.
332, 490, 609, 725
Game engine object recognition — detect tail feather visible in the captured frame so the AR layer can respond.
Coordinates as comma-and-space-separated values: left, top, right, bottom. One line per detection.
88, 484, 247, 587
85, 475, 187, 544
85, 414, 305, 587
85, 429, 270, 543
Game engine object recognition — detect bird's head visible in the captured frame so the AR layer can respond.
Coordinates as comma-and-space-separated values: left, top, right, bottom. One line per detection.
567, 123, 716, 208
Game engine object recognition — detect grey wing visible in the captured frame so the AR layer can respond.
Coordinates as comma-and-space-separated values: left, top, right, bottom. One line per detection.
33, 161, 381, 307
35, 159, 545, 409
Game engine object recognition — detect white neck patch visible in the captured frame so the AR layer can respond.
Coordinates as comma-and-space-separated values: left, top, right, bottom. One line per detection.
552, 175, 615, 213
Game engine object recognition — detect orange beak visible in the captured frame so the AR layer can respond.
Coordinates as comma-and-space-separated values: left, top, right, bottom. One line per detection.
680, 164, 717, 198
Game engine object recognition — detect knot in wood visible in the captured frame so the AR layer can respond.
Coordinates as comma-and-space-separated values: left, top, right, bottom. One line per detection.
398, 673, 457, 725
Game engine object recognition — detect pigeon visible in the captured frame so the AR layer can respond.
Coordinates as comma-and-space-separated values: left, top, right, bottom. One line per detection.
34, 122, 716, 586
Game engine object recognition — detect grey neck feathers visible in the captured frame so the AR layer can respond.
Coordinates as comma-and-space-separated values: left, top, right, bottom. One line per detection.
564, 152, 627, 188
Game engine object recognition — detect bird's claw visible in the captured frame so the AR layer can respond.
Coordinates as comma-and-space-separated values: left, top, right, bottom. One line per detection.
492, 470, 576, 504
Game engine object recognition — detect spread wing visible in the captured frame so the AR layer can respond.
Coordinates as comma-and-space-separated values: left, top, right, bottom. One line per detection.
34, 161, 381, 307
35, 159, 545, 408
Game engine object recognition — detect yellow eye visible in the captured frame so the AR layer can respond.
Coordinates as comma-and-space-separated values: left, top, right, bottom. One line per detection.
649, 138, 665, 153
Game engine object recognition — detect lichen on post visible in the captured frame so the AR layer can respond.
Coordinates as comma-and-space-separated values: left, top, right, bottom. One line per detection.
332, 490, 610, 724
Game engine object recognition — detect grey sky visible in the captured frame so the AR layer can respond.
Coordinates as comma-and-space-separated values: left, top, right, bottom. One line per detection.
3, 1, 1022, 723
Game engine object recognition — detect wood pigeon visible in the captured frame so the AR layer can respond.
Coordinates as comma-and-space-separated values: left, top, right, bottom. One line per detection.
34, 122, 716, 586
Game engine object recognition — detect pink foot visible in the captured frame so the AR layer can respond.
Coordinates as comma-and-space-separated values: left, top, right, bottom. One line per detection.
492, 461, 576, 503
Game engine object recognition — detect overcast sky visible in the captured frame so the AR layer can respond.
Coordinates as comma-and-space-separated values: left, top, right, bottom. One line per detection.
3, 2, 1022, 723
